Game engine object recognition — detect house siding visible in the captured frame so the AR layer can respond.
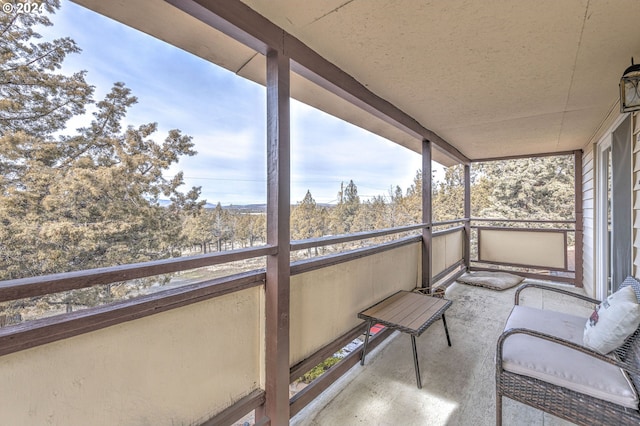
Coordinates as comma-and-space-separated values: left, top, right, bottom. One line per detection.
582, 144, 595, 297
633, 112, 640, 277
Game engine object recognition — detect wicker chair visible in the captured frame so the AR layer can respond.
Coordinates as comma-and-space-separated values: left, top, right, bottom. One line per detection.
496, 277, 640, 426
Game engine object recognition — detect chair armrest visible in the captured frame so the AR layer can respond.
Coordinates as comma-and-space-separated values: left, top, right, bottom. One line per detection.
514, 282, 601, 305
496, 327, 640, 377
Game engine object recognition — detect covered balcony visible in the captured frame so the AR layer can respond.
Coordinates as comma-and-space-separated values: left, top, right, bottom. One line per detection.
1, 1, 640, 425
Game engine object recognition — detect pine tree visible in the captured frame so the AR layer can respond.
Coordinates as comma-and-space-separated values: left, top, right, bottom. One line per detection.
354, 195, 387, 232
0, 0, 92, 137
236, 212, 266, 247
403, 170, 423, 224
291, 190, 323, 240
0, 3, 203, 280
474, 156, 574, 220
330, 180, 360, 233
181, 209, 214, 253
211, 203, 230, 251
432, 165, 465, 222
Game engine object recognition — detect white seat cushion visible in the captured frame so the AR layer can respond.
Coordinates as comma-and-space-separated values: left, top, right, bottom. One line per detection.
502, 305, 639, 409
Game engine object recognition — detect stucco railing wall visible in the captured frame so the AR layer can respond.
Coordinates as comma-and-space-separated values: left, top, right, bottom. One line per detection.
432, 228, 465, 277
289, 242, 420, 366
0, 287, 263, 426
478, 229, 567, 269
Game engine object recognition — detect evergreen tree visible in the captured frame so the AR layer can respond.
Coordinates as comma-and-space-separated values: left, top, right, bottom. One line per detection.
0, 3, 203, 280
291, 190, 324, 255
0, 0, 92, 137
211, 202, 230, 251
474, 156, 574, 220
236, 212, 266, 247
181, 209, 214, 253
330, 180, 360, 233
354, 195, 388, 232
291, 190, 322, 240
0, 83, 202, 279
432, 165, 465, 222
403, 170, 423, 224
384, 185, 401, 227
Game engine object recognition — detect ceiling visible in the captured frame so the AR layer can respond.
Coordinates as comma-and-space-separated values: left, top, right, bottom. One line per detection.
73, 0, 640, 165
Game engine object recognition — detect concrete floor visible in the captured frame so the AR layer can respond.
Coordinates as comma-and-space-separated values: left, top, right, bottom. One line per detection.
290, 279, 595, 426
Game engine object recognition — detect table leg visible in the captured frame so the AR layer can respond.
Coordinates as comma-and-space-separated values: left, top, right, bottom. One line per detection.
360, 320, 372, 366
411, 335, 422, 389
442, 313, 452, 347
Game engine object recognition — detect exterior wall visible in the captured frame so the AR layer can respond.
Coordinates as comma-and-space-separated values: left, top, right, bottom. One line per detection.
289, 242, 420, 365
0, 287, 264, 426
582, 143, 596, 297
633, 112, 640, 277
584, 111, 637, 298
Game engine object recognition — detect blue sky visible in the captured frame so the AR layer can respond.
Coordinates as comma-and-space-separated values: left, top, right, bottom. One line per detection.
44, 1, 428, 205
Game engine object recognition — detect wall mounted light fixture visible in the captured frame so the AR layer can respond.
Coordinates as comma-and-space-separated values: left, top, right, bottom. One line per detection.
620, 57, 640, 112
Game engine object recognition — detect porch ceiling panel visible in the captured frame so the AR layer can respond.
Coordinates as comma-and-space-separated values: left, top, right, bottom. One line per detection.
564, 1, 640, 110
446, 107, 608, 160
245, 0, 582, 125
73, 0, 457, 165
74, 0, 640, 163
443, 112, 565, 160
242, 0, 640, 159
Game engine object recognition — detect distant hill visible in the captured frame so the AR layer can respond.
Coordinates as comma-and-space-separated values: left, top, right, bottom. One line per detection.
221, 204, 267, 213
156, 199, 217, 209
215, 203, 334, 213
157, 200, 334, 212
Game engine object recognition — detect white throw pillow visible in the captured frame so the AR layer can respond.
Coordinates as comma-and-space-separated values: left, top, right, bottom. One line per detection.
583, 285, 640, 354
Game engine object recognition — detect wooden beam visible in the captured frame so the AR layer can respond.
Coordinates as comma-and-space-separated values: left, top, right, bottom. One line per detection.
422, 139, 433, 290
574, 149, 584, 288
166, 0, 468, 165
432, 261, 466, 285
260, 48, 291, 425
0, 272, 265, 357
471, 150, 578, 163
290, 223, 426, 252
472, 218, 575, 224
433, 225, 466, 237
164, 0, 276, 54
200, 389, 266, 426
290, 236, 422, 276
288, 57, 468, 164
289, 327, 395, 417
0, 245, 275, 303
464, 164, 471, 270
469, 266, 575, 284
289, 323, 367, 383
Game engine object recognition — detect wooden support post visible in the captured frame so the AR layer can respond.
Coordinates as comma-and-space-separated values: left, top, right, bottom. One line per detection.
574, 150, 584, 288
464, 164, 471, 271
422, 139, 433, 291
259, 48, 291, 425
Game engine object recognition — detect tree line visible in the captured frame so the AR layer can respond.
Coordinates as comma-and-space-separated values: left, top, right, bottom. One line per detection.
181, 150, 576, 257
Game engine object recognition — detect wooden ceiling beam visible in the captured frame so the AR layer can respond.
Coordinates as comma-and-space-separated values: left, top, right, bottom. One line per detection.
165, 0, 470, 164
